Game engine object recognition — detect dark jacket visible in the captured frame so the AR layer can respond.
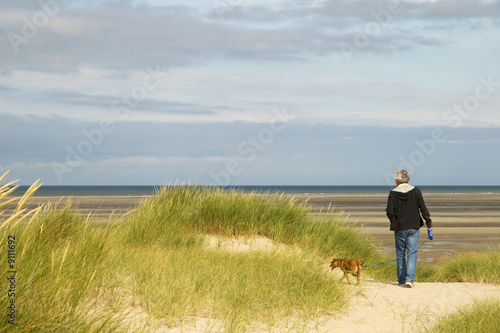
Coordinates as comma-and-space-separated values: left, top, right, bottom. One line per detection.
386, 184, 432, 231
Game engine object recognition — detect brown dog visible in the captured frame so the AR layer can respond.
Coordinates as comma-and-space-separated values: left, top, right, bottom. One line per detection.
330, 258, 364, 284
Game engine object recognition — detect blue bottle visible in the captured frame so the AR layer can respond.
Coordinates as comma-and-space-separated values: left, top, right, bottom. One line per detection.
428, 228, 433, 240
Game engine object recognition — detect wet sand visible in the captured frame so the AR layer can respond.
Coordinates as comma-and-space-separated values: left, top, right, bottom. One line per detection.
296, 193, 500, 262
6, 192, 500, 262
4, 195, 147, 221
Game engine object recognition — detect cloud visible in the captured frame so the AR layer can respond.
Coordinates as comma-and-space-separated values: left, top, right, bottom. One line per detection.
1, 112, 499, 185
0, 162, 27, 173
403, 0, 500, 20
0, 84, 17, 92
41, 88, 215, 115
1, 1, 499, 185
4, 0, 496, 74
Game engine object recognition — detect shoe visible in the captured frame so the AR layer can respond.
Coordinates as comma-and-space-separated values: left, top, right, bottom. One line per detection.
404, 281, 414, 288
398, 283, 405, 287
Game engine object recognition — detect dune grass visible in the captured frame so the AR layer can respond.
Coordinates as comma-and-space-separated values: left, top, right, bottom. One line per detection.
114, 185, 379, 331
119, 247, 346, 331
1, 201, 123, 331
120, 185, 389, 264
416, 248, 500, 284
434, 248, 500, 284
427, 298, 500, 333
0, 177, 376, 332
1, 174, 498, 332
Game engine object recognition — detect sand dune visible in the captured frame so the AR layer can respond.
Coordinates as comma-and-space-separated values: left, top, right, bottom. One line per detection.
6, 194, 499, 332
164, 235, 499, 332
161, 273, 500, 333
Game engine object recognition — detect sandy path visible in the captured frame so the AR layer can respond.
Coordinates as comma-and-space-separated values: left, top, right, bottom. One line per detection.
314, 280, 499, 333
162, 280, 499, 333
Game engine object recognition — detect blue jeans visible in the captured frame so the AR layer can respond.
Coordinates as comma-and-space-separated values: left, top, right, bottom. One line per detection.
394, 229, 420, 284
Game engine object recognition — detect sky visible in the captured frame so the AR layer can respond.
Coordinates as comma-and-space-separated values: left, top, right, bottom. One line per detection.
0, 0, 499, 186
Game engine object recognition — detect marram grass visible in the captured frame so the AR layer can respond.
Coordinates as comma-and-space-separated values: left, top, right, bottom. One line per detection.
428, 298, 500, 333
416, 247, 500, 284
119, 247, 347, 331
0, 177, 360, 332
120, 185, 385, 260
436, 248, 500, 284
119, 185, 310, 246
1, 202, 123, 332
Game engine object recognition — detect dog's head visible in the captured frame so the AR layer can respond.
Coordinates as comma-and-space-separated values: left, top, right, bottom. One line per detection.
329, 258, 344, 270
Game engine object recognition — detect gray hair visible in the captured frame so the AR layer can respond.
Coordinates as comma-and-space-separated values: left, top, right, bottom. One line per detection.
395, 170, 410, 183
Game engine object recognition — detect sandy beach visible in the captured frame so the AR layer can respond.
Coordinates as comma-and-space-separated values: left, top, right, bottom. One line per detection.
312, 280, 499, 333
163, 281, 499, 333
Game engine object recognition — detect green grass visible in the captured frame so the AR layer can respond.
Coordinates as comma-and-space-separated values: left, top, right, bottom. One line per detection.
2, 204, 122, 332
427, 298, 500, 333
417, 250, 500, 333
120, 185, 390, 268
121, 185, 396, 281
114, 185, 373, 331
1, 174, 498, 332
416, 248, 500, 284
119, 248, 346, 331
435, 248, 500, 283
120, 186, 311, 245
0, 179, 369, 332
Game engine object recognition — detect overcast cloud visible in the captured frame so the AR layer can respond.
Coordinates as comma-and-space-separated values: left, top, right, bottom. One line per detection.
0, 0, 499, 185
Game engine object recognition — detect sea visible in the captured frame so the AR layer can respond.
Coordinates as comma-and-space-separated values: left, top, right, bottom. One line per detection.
11, 185, 500, 197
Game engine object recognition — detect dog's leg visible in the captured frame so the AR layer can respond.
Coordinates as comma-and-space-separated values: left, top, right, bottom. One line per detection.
356, 265, 362, 284
339, 270, 347, 283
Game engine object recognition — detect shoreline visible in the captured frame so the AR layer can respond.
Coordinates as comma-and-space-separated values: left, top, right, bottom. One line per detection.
5, 192, 500, 262
292, 193, 500, 262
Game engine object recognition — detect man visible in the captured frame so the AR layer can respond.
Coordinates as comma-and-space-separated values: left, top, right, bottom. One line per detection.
386, 170, 432, 288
